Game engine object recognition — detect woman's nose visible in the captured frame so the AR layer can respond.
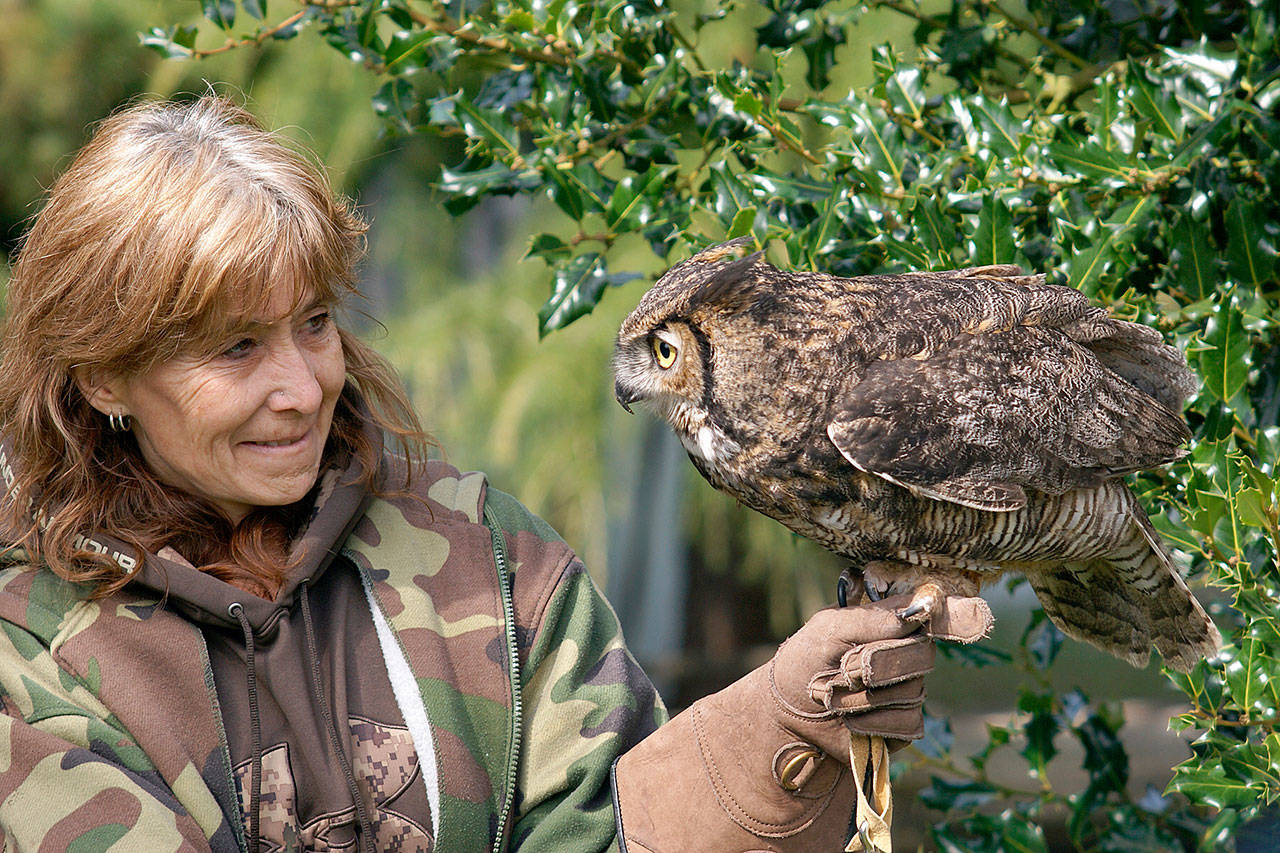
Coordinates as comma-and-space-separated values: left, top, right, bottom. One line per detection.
264, 341, 323, 413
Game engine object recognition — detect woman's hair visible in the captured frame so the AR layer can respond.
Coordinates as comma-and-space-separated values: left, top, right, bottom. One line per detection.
0, 94, 430, 598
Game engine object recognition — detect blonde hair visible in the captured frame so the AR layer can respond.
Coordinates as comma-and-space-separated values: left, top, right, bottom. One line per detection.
0, 95, 429, 597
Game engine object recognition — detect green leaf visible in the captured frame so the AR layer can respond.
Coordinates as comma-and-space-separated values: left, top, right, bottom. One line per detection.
437, 164, 541, 213
538, 254, 640, 336
873, 45, 927, 122
708, 165, 755, 219
1023, 610, 1064, 670
604, 166, 669, 231
1168, 762, 1266, 809
1198, 293, 1251, 404
384, 30, 437, 71
916, 711, 954, 760
454, 99, 522, 159
1237, 488, 1272, 529
937, 640, 1012, 667
372, 79, 417, 135
743, 168, 832, 204
838, 102, 906, 190
139, 25, 198, 58
1018, 690, 1060, 771
1224, 635, 1271, 711
202, 0, 235, 30
544, 165, 607, 221
913, 194, 959, 267
965, 96, 1025, 160
919, 776, 997, 811
999, 815, 1047, 853
881, 236, 932, 268
1126, 60, 1183, 141
727, 207, 756, 239
503, 9, 536, 31
1225, 199, 1278, 290
733, 91, 763, 118
1068, 197, 1153, 296
243, 0, 266, 20
545, 169, 585, 220
1048, 136, 1144, 182
357, 3, 382, 50
1170, 217, 1217, 301
972, 192, 1014, 265
526, 234, 571, 263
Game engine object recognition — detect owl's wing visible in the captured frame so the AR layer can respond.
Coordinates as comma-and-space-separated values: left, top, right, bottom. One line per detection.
827, 326, 1191, 511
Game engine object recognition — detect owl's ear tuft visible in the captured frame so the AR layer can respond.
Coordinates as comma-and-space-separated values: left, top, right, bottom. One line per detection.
687, 236, 758, 264
688, 250, 766, 314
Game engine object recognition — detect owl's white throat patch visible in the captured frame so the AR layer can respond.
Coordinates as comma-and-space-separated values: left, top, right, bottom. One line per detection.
669, 404, 739, 464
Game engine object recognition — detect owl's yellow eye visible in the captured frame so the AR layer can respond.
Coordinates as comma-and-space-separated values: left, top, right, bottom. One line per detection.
652, 336, 678, 369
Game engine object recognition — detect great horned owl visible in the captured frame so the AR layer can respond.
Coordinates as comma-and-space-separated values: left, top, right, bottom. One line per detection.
613, 238, 1221, 672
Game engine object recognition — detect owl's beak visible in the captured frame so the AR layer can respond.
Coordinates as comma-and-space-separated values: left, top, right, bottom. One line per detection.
614, 381, 638, 414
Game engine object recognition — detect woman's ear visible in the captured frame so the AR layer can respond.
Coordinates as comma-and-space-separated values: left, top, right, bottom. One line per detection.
71, 365, 127, 417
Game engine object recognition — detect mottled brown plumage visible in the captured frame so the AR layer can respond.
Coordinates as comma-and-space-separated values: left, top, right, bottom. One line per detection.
613, 238, 1221, 673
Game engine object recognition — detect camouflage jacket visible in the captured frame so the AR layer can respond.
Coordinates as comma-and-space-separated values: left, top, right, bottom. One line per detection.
0, 460, 664, 851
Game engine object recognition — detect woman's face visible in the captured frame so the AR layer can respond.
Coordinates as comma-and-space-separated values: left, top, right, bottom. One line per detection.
92, 286, 346, 524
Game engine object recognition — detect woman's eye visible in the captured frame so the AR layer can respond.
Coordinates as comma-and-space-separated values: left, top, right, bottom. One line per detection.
222, 337, 256, 359
304, 311, 332, 333
651, 337, 678, 369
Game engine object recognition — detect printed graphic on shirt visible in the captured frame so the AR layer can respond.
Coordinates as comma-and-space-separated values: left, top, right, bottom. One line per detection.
234, 717, 430, 852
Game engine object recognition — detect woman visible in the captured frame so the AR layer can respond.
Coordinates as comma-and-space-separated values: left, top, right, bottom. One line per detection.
0, 96, 986, 852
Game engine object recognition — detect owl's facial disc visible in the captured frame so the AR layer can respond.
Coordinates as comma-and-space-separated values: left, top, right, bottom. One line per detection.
612, 323, 702, 418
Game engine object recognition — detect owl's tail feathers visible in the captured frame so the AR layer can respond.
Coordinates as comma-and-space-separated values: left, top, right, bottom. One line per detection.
1026, 517, 1221, 673
1130, 513, 1224, 672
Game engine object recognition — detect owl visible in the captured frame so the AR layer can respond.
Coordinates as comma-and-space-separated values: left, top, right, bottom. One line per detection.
613, 238, 1221, 673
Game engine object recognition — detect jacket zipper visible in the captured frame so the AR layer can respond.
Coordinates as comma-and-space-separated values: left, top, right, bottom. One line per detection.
484, 504, 523, 853
196, 626, 251, 853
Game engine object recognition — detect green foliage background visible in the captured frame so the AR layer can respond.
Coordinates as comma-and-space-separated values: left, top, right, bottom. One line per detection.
6, 0, 1279, 848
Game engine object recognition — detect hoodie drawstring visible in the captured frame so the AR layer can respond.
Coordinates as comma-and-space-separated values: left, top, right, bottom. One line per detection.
227, 602, 262, 853
299, 580, 378, 853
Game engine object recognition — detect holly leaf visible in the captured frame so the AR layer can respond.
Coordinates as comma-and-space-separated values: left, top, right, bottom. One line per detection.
202, 0, 235, 30
1198, 293, 1251, 404
972, 192, 1014, 265
1226, 198, 1279, 290
538, 254, 640, 336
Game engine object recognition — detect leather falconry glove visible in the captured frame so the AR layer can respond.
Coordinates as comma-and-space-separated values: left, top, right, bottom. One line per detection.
611, 594, 993, 853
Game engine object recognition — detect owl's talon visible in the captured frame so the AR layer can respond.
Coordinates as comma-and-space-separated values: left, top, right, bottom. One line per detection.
897, 581, 946, 625
836, 569, 864, 607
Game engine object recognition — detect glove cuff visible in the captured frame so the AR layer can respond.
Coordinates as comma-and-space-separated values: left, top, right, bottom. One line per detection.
613, 691, 857, 851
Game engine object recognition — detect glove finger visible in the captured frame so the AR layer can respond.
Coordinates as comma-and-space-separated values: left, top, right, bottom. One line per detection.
823, 677, 925, 714
808, 636, 934, 705
846, 634, 935, 688
841, 704, 925, 742
927, 595, 995, 644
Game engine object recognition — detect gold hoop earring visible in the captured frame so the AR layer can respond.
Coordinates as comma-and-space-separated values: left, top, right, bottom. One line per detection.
108, 412, 132, 433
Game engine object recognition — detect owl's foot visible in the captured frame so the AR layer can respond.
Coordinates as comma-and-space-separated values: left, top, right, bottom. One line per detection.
897, 581, 946, 625
836, 569, 867, 607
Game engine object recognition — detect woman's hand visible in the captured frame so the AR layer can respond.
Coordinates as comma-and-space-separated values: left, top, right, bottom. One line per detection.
611, 593, 992, 852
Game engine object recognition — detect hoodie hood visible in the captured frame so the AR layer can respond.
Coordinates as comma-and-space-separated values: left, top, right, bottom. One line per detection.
126, 452, 371, 632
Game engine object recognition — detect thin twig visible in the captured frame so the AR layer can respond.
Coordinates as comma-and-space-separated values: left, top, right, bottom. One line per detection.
757, 117, 823, 165
988, 1, 1090, 69
187, 9, 311, 58
875, 0, 1033, 70
878, 100, 948, 148
404, 5, 570, 67
664, 18, 706, 73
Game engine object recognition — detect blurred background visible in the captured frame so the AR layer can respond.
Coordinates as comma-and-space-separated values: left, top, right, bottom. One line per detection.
0, 1, 1203, 847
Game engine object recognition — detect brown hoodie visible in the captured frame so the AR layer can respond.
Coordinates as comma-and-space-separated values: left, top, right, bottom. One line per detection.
129, 460, 431, 851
